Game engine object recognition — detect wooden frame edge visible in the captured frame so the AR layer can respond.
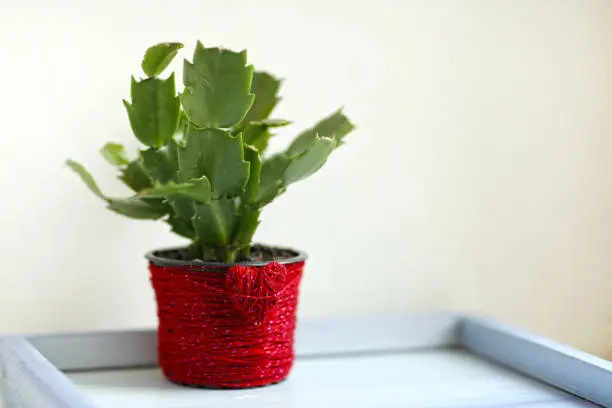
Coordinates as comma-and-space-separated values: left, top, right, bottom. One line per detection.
458, 315, 612, 407
2, 313, 611, 407
0, 336, 95, 408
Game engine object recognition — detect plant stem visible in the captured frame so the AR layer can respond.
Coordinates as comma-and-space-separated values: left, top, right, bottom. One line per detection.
239, 245, 251, 260
216, 247, 238, 263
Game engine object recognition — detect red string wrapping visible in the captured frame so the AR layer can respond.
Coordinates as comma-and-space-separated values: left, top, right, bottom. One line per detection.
149, 260, 305, 389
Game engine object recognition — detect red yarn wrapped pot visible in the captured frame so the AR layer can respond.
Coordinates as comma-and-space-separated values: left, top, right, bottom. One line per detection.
146, 246, 306, 389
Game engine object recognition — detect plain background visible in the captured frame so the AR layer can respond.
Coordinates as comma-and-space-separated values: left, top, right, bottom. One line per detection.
1, 0, 611, 358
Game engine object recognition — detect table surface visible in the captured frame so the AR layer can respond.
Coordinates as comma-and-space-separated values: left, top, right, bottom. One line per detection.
66, 348, 596, 408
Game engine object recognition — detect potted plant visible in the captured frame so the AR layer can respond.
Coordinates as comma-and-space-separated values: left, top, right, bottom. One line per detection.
67, 41, 354, 389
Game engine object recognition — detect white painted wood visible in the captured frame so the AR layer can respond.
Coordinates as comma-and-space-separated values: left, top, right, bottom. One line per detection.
293, 312, 459, 355
28, 313, 459, 371
28, 330, 157, 372
0, 336, 95, 408
2, 314, 610, 407
67, 349, 595, 408
460, 315, 612, 407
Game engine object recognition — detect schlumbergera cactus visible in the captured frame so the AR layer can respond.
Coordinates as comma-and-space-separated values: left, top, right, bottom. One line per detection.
67, 41, 354, 262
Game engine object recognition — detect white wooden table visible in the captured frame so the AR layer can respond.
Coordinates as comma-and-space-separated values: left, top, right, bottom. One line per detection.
1, 313, 611, 407
67, 349, 593, 408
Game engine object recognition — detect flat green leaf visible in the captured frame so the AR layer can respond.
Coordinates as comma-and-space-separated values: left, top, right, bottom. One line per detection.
233, 206, 260, 249
124, 74, 180, 148
250, 118, 291, 127
284, 136, 337, 184
233, 71, 288, 154
178, 127, 249, 198
241, 119, 291, 153
107, 197, 168, 219
139, 176, 211, 203
66, 160, 105, 199
119, 160, 152, 192
140, 144, 178, 184
192, 198, 238, 246
242, 71, 281, 123
118, 159, 168, 212
166, 198, 196, 238
175, 110, 189, 139
169, 197, 195, 219
242, 123, 271, 153
166, 139, 180, 171
256, 153, 291, 205
100, 143, 129, 166
288, 109, 354, 156
67, 159, 167, 220
142, 42, 183, 78
166, 215, 195, 239
243, 146, 261, 204
229, 146, 260, 249
181, 42, 254, 128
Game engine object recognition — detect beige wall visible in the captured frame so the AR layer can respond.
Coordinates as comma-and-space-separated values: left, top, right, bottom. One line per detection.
1, 0, 612, 357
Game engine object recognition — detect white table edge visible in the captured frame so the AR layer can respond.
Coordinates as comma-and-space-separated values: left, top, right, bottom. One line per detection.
1, 312, 611, 408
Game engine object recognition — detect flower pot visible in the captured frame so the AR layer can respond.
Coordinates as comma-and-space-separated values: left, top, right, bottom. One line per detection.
146, 246, 307, 389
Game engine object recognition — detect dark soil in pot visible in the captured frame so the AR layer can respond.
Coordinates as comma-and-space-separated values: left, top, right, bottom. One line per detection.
146, 244, 306, 267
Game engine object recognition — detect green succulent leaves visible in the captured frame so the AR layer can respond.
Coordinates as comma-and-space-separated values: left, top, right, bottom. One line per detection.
178, 128, 249, 198
101, 143, 130, 167
120, 160, 153, 192
193, 198, 237, 247
288, 109, 354, 156
67, 40, 355, 262
66, 160, 105, 199
284, 136, 337, 184
142, 42, 183, 78
124, 75, 180, 148
182, 42, 255, 129
243, 146, 262, 204
243, 72, 282, 123
254, 134, 343, 206
106, 198, 167, 220
139, 177, 211, 203
256, 154, 291, 205
141, 145, 178, 184
66, 160, 167, 219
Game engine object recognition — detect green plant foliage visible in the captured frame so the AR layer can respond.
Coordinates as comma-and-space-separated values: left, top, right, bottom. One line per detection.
67, 160, 168, 219
141, 144, 178, 184
256, 154, 291, 206
119, 160, 153, 192
138, 177, 212, 203
178, 128, 249, 197
142, 42, 183, 78
182, 42, 255, 129
288, 109, 354, 156
242, 72, 282, 123
124, 75, 180, 148
284, 136, 337, 184
67, 41, 355, 262
101, 143, 130, 166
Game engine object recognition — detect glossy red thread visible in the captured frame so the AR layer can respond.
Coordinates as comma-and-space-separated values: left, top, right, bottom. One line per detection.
149, 260, 304, 389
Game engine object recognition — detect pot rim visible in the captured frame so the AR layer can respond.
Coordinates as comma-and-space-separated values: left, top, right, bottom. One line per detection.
145, 244, 308, 268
